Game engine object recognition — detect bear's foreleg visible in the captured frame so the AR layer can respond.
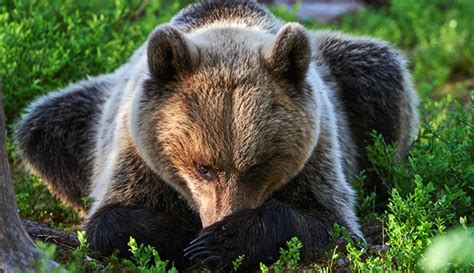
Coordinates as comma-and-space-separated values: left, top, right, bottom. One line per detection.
184, 200, 342, 272
86, 205, 201, 269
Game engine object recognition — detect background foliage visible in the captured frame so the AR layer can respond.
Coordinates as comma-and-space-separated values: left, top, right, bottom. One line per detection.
1, 0, 472, 272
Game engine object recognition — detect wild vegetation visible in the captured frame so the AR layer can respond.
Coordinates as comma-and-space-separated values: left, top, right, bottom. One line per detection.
1, 0, 472, 272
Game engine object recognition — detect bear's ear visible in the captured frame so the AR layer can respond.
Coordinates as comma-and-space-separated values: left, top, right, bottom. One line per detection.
147, 25, 199, 83
266, 23, 311, 86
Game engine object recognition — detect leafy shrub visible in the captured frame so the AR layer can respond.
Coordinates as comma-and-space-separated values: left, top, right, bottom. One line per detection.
0, 0, 184, 126
19, 231, 102, 273
421, 220, 474, 272
19, 234, 178, 273
123, 237, 178, 273
259, 237, 303, 273
314, 95, 472, 272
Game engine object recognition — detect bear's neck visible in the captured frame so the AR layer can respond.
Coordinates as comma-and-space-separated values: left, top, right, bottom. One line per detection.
171, 0, 282, 33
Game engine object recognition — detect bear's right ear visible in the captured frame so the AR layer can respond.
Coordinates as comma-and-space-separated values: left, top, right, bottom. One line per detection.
147, 25, 198, 83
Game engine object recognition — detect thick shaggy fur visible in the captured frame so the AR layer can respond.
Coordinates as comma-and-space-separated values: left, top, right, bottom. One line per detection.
15, 0, 418, 271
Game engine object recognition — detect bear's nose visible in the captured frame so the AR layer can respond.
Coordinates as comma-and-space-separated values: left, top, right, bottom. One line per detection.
198, 190, 243, 228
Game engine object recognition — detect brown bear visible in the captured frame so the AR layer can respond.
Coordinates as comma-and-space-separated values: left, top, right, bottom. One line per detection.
15, 0, 418, 271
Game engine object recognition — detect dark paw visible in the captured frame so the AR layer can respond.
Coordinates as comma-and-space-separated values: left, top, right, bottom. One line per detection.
86, 205, 200, 269
184, 228, 228, 271
184, 202, 300, 272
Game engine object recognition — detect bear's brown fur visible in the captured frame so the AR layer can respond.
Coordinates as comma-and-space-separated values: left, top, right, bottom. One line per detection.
15, 0, 418, 271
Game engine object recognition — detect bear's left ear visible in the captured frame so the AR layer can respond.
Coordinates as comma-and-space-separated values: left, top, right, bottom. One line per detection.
147, 25, 199, 84
266, 23, 311, 86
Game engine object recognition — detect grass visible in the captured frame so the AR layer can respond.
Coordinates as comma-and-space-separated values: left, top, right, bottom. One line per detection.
1, 0, 472, 272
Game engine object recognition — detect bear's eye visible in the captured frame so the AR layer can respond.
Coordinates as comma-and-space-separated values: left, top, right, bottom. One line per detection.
195, 163, 216, 181
245, 164, 263, 180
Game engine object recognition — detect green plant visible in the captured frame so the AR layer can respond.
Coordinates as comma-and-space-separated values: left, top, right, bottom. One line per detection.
0, 0, 185, 126
366, 96, 472, 223
260, 237, 303, 273
420, 218, 474, 272
123, 237, 178, 273
19, 231, 101, 273
274, 237, 303, 272
18, 241, 65, 273
232, 255, 246, 271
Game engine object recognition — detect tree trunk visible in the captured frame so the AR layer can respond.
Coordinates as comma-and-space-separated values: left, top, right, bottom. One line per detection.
0, 87, 38, 272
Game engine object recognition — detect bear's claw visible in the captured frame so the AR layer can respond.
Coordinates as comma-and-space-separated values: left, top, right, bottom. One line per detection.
184, 229, 217, 265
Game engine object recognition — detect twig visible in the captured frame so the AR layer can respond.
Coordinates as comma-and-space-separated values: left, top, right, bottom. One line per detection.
22, 220, 79, 249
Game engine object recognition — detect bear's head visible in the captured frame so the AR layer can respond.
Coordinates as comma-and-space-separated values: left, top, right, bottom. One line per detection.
130, 23, 320, 227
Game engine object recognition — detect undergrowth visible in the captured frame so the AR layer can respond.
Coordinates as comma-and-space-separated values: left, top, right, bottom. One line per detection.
1, 0, 472, 272
21, 235, 304, 273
